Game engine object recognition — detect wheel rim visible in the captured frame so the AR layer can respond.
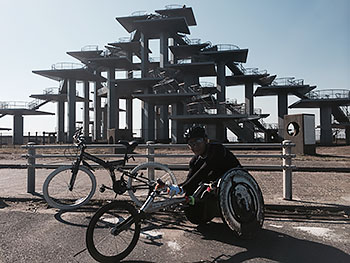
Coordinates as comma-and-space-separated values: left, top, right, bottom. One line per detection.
229, 182, 257, 223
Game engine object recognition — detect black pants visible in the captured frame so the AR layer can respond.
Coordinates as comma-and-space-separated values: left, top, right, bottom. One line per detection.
184, 192, 219, 225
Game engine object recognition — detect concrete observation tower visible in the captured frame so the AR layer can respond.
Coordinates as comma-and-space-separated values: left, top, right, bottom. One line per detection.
20, 5, 347, 145
31, 5, 278, 144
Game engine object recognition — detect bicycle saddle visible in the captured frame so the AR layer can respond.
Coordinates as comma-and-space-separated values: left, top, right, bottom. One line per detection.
118, 140, 138, 151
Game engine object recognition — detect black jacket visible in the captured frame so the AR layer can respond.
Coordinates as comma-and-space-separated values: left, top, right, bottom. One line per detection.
180, 142, 241, 195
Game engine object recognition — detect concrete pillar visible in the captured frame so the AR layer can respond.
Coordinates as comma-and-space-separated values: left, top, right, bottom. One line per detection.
171, 102, 185, 143
126, 51, 133, 79
156, 105, 169, 142
243, 82, 255, 142
169, 37, 175, 64
141, 33, 149, 77
125, 55, 134, 139
159, 31, 168, 68
216, 61, 227, 142
216, 61, 226, 112
126, 98, 133, 136
142, 101, 155, 142
346, 127, 350, 145
93, 79, 102, 141
56, 100, 65, 143
102, 105, 107, 139
320, 106, 332, 145
277, 93, 288, 138
67, 78, 76, 143
107, 68, 118, 129
13, 114, 23, 145
215, 124, 226, 142
83, 81, 90, 139
245, 82, 254, 115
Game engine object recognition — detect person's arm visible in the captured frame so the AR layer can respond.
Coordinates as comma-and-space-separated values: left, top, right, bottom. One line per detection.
180, 160, 212, 194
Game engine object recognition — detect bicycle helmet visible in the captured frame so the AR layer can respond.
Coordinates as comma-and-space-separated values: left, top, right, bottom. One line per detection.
184, 126, 207, 142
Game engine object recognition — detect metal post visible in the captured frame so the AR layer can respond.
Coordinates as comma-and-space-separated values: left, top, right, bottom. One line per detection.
282, 140, 293, 200
147, 142, 155, 181
27, 142, 36, 194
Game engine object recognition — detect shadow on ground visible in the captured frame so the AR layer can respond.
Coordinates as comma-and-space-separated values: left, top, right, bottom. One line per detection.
194, 222, 350, 263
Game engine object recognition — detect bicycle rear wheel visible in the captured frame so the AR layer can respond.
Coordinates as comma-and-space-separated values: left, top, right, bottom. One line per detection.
42, 165, 96, 210
86, 201, 141, 262
127, 162, 177, 207
218, 169, 264, 239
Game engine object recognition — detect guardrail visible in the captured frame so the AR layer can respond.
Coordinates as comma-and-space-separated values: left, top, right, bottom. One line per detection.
21, 141, 295, 200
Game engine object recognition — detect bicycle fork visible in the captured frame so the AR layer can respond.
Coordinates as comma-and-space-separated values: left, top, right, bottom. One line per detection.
68, 161, 81, 191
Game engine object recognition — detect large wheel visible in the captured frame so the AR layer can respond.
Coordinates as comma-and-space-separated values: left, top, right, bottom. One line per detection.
86, 201, 141, 262
127, 162, 177, 207
218, 169, 264, 239
43, 165, 96, 210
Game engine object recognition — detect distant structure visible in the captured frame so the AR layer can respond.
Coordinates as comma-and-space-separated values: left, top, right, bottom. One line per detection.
3, 5, 349, 145
289, 89, 350, 145
254, 77, 316, 139
0, 101, 54, 144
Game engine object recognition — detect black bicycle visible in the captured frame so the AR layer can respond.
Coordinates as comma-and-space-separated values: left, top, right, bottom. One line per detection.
42, 127, 177, 210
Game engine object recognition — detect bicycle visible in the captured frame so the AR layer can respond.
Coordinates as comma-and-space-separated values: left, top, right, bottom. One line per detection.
86, 168, 264, 262
42, 127, 177, 210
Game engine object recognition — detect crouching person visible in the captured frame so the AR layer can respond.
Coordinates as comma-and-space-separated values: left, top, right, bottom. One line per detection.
168, 126, 241, 225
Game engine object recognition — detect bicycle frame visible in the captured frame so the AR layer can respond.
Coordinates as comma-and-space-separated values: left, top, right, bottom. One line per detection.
140, 191, 187, 214
68, 144, 150, 194
69, 145, 119, 190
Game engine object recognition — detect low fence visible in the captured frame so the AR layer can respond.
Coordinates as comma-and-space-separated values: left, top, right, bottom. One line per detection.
20, 141, 295, 200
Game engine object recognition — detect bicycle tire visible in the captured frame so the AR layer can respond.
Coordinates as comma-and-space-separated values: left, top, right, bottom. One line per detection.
86, 201, 141, 262
42, 165, 96, 210
127, 162, 177, 207
218, 168, 264, 239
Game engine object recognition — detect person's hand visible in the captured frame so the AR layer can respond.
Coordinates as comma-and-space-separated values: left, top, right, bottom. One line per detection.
167, 184, 184, 197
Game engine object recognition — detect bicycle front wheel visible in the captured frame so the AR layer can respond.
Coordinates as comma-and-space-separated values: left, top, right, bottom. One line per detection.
127, 162, 177, 207
42, 165, 96, 210
86, 201, 141, 262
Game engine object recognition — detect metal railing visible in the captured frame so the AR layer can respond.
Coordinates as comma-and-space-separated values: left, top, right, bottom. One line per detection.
272, 77, 304, 86
305, 89, 350, 100
244, 67, 268, 75
118, 37, 132, 43
177, 58, 192, 64
182, 35, 202, 46
200, 82, 215, 88
131, 10, 147, 16
22, 141, 295, 200
217, 44, 240, 51
165, 4, 183, 9
0, 101, 37, 110
44, 87, 59, 94
51, 62, 85, 70
27, 99, 40, 109
81, 45, 99, 51
185, 38, 201, 45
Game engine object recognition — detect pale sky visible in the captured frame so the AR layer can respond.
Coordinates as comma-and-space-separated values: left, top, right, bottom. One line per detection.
0, 0, 349, 134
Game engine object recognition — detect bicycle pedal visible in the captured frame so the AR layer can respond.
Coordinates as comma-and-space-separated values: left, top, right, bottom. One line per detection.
99, 185, 106, 193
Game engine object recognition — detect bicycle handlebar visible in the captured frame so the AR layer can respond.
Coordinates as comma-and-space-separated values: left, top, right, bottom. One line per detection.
72, 127, 85, 147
